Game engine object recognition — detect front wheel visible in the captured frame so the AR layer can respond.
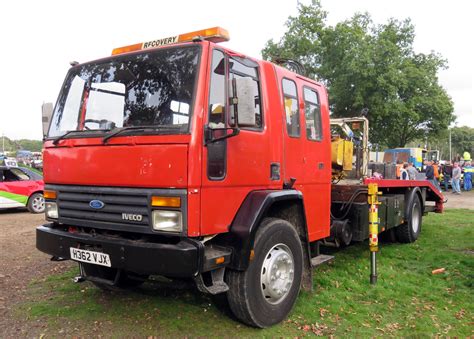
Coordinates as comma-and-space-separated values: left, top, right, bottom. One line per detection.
27, 193, 45, 213
226, 218, 303, 328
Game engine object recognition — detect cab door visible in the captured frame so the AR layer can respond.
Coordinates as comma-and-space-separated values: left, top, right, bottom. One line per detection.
276, 71, 331, 241
200, 48, 274, 235
298, 83, 331, 241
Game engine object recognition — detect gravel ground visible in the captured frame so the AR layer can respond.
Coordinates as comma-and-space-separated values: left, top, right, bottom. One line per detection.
0, 190, 472, 335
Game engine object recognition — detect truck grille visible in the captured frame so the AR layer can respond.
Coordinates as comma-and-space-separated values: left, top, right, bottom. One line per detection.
46, 185, 186, 234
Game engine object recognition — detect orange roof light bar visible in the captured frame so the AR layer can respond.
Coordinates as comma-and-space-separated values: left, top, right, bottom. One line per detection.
112, 27, 229, 55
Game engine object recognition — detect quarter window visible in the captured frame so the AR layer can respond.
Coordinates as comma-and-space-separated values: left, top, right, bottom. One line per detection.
282, 79, 300, 137
207, 49, 227, 180
208, 50, 226, 128
303, 87, 322, 141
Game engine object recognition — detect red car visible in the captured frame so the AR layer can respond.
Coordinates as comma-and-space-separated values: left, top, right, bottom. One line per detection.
0, 166, 45, 213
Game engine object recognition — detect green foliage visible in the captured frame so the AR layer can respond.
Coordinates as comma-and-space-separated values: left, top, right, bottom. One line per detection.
451, 126, 474, 157
18, 209, 474, 336
262, 0, 454, 147
0, 136, 43, 153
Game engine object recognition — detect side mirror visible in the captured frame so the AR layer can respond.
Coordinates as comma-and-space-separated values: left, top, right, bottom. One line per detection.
41, 102, 53, 138
234, 77, 256, 127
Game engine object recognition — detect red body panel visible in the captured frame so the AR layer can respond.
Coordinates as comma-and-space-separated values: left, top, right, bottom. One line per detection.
364, 179, 444, 199
44, 139, 188, 188
0, 180, 43, 198
364, 178, 444, 211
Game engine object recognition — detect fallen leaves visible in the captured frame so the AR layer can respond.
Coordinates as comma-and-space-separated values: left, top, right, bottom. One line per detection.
455, 309, 465, 320
319, 307, 329, 318
298, 322, 329, 336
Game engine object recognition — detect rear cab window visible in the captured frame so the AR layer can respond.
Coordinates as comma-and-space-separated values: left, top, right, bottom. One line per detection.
303, 87, 323, 141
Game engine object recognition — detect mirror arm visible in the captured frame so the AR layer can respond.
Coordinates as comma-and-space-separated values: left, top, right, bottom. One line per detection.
204, 126, 240, 146
231, 78, 239, 126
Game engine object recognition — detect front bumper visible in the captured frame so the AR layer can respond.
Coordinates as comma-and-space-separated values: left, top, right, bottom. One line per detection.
36, 224, 204, 277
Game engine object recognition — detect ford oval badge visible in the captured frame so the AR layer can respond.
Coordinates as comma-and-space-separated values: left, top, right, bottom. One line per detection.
89, 200, 105, 209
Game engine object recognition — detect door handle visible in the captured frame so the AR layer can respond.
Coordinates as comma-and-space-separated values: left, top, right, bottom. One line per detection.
318, 162, 324, 170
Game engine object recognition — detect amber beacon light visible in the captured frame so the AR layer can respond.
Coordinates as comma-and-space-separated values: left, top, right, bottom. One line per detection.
112, 27, 230, 55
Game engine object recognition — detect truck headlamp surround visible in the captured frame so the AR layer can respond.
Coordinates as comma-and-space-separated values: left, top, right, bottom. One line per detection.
45, 202, 58, 219
152, 210, 183, 233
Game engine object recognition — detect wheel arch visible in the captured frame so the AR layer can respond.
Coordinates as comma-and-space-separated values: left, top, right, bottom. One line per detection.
29, 190, 44, 198
214, 189, 312, 290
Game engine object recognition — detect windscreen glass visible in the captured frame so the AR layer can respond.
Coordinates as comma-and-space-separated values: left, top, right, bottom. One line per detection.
48, 46, 200, 137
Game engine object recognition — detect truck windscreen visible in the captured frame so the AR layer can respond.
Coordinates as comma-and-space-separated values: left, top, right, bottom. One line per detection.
48, 45, 200, 137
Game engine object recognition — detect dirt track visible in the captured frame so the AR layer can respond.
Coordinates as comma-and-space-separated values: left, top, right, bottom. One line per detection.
0, 210, 72, 336
0, 191, 473, 335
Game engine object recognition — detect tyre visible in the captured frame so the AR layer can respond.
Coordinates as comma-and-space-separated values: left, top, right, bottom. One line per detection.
226, 218, 303, 328
81, 263, 148, 291
27, 193, 45, 213
396, 194, 422, 243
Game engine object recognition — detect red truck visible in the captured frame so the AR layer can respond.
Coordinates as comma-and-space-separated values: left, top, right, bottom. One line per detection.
37, 27, 444, 327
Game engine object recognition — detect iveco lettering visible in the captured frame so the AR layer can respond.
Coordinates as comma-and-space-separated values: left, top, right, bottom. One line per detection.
122, 213, 143, 221
36, 27, 445, 327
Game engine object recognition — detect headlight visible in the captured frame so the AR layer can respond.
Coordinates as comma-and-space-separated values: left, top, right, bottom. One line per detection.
45, 202, 58, 219
152, 210, 182, 233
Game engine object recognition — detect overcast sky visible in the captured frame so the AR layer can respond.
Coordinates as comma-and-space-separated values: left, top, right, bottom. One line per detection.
1, 0, 472, 140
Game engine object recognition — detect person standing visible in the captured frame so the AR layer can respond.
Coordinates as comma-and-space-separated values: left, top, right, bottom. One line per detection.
463, 151, 471, 162
407, 162, 418, 180
442, 161, 453, 192
396, 160, 404, 179
433, 160, 440, 190
463, 161, 473, 191
452, 162, 462, 194
400, 163, 409, 180
425, 160, 441, 192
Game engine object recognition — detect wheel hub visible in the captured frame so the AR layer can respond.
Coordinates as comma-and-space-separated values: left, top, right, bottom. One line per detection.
411, 203, 420, 233
32, 195, 45, 212
260, 243, 294, 304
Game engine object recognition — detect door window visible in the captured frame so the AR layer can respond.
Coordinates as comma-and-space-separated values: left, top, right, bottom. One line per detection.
228, 58, 262, 128
3, 169, 30, 181
282, 79, 300, 137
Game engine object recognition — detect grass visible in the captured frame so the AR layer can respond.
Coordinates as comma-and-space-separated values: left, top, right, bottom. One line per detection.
19, 209, 473, 336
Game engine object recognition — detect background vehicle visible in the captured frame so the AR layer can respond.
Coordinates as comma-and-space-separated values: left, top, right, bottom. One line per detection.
36, 27, 444, 328
0, 166, 45, 213
383, 147, 439, 171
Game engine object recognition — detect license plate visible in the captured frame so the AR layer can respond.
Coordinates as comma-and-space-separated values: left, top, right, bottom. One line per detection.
70, 247, 111, 267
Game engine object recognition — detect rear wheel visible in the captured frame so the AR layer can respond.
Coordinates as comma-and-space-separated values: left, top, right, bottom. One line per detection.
396, 194, 422, 243
226, 218, 303, 328
81, 263, 148, 291
27, 193, 45, 213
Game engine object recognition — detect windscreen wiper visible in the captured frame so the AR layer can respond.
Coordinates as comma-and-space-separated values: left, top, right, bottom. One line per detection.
102, 125, 180, 144
52, 129, 111, 145
52, 130, 82, 145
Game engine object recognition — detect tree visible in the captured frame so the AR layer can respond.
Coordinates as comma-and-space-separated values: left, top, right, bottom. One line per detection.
262, 0, 454, 147
451, 126, 474, 159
